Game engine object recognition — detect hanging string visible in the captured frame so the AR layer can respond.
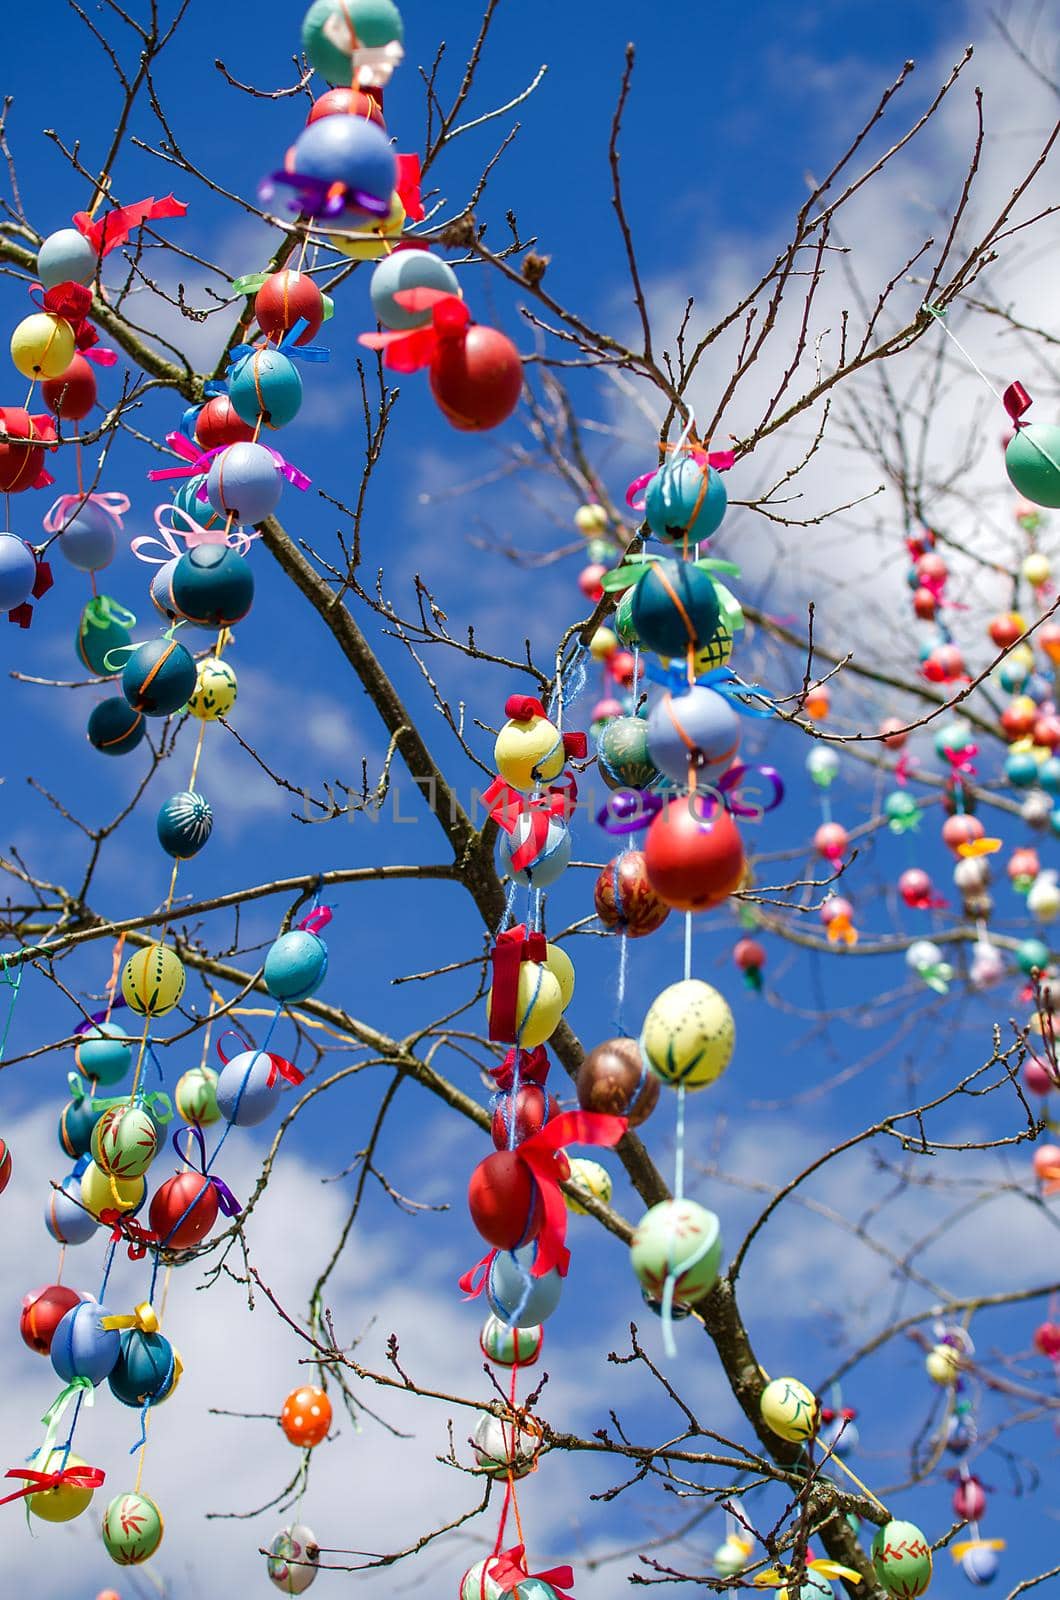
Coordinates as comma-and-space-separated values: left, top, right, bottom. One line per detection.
0, 957, 24, 1064
923, 305, 1007, 407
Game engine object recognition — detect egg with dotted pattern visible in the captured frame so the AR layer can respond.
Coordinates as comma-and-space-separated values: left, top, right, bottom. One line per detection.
640, 979, 734, 1089
122, 943, 185, 1016
281, 1384, 332, 1447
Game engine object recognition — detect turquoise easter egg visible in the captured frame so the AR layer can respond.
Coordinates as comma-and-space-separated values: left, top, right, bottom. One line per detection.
1006, 749, 1040, 788
1039, 756, 1060, 795
121, 638, 196, 717
301, 0, 404, 86
173, 475, 222, 530
264, 930, 329, 1002
631, 560, 721, 657
75, 1022, 132, 1086
59, 1098, 101, 1158
108, 1329, 177, 1407
597, 714, 660, 790
76, 596, 134, 676
229, 347, 303, 430
1006, 423, 1060, 508
644, 454, 727, 543
170, 545, 254, 627
370, 250, 460, 331
156, 791, 213, 859
88, 696, 145, 755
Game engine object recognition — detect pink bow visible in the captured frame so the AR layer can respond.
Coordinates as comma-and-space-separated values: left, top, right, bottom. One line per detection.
943, 744, 978, 779
146, 431, 213, 484
488, 1546, 575, 1600
130, 503, 256, 566
626, 448, 736, 512
43, 491, 129, 536
894, 754, 918, 786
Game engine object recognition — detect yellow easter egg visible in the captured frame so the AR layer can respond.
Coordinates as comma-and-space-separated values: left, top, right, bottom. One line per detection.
487, 961, 563, 1048
494, 713, 565, 793
187, 656, 237, 721
589, 627, 618, 662
544, 942, 575, 1009
26, 1450, 96, 1523
10, 312, 76, 379
1010, 642, 1035, 671
1023, 552, 1052, 589
81, 1158, 145, 1219
760, 1376, 819, 1442
122, 943, 185, 1017
574, 504, 608, 535
328, 193, 406, 261
925, 1342, 962, 1385
640, 979, 735, 1090
564, 1157, 612, 1215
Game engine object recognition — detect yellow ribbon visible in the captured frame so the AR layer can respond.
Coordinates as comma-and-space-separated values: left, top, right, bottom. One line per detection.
826, 914, 858, 947
952, 1539, 1004, 1561
101, 1301, 159, 1334
957, 837, 1002, 858
756, 1559, 862, 1589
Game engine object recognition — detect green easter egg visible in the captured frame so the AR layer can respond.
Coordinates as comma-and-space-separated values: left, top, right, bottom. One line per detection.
630, 1199, 722, 1303
1006, 423, 1060, 509
101, 1490, 164, 1565
871, 1519, 933, 1599
175, 1065, 221, 1125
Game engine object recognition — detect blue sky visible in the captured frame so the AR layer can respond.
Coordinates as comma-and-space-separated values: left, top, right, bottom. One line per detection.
0, 2, 1059, 1597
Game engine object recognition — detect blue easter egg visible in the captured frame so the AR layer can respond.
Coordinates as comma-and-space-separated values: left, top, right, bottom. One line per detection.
500, 815, 572, 888
157, 791, 213, 859
174, 475, 222, 529
87, 696, 145, 755
58, 1098, 99, 1158
108, 1329, 176, 1407
264, 930, 329, 1002
51, 1301, 121, 1384
45, 1174, 99, 1245
57, 500, 116, 573
76, 596, 133, 676
487, 1245, 563, 1327
646, 685, 741, 783
644, 456, 727, 543
207, 442, 283, 524
121, 638, 197, 717
229, 347, 303, 430
1005, 750, 1040, 789
997, 661, 1028, 693
0, 532, 36, 610
170, 545, 254, 628
216, 1049, 283, 1126
630, 560, 721, 658
37, 228, 97, 289
75, 1022, 132, 1086
290, 116, 396, 218
370, 250, 460, 331
518, 1584, 560, 1600
961, 1546, 1000, 1585
302, 0, 404, 84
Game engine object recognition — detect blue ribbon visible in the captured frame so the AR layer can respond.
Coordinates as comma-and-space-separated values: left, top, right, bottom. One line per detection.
644, 662, 775, 717
179, 380, 227, 441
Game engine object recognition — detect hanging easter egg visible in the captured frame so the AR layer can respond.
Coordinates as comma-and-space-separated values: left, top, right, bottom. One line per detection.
468, 1150, 544, 1251
21, 1284, 82, 1355
193, 393, 255, 450
871, 1521, 932, 1598
73, 1022, 130, 1087
544, 942, 574, 1008
481, 1314, 543, 1367
26, 1450, 98, 1523
640, 979, 735, 1088
471, 1411, 540, 1478
459, 1561, 506, 1600
712, 1536, 753, 1577
264, 928, 330, 1002
370, 249, 460, 330
564, 1157, 612, 1214
942, 814, 984, 853
286, 115, 397, 222
76, 596, 134, 677
1017, 937, 1051, 975
37, 227, 97, 288
494, 704, 565, 791
925, 1342, 962, 1385
149, 1171, 219, 1249
42, 353, 97, 420
51, 1300, 121, 1384
101, 1490, 164, 1565
121, 637, 196, 717
81, 1160, 144, 1220
644, 796, 746, 912
814, 821, 848, 861
255, 269, 326, 346
175, 1065, 220, 1125
491, 1083, 558, 1149
45, 1173, 99, 1244
486, 1243, 563, 1327
644, 454, 727, 543
55, 499, 117, 573
229, 346, 303, 430
122, 943, 185, 1016
88, 697, 145, 756
759, 1376, 819, 1442
576, 1037, 660, 1126
1001, 697, 1038, 742
0, 407, 51, 493
92, 1105, 158, 1181
589, 626, 619, 662
268, 1524, 320, 1594
281, 1385, 332, 1447
108, 1330, 178, 1407
11, 312, 76, 378
170, 545, 255, 628
207, 441, 285, 524
486, 962, 564, 1050
59, 1096, 99, 1158
173, 474, 223, 530
630, 1199, 721, 1303
597, 715, 660, 790
808, 747, 840, 787
1023, 1055, 1054, 1095
0, 1136, 10, 1196
646, 685, 740, 782
958, 1543, 1000, 1585
0, 532, 37, 611
187, 655, 238, 720
1007, 424, 1060, 506
429, 321, 523, 432
594, 852, 671, 937
630, 559, 721, 657
326, 190, 405, 260
1006, 749, 1039, 788
953, 1475, 986, 1521
157, 791, 213, 859
501, 814, 572, 888
216, 1049, 283, 1126
301, 0, 404, 87
1023, 789, 1054, 830
1033, 1320, 1060, 1357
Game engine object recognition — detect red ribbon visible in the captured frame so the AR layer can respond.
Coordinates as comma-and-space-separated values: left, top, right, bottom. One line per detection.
488, 1545, 575, 1600
458, 1248, 497, 1299
73, 194, 187, 257
395, 154, 424, 222
215, 1030, 305, 1090
505, 1110, 627, 1277
894, 754, 918, 786
491, 1046, 550, 1091
99, 1208, 160, 1261
943, 744, 978, 779
358, 289, 471, 372
1003, 381, 1032, 425
0, 1464, 105, 1506
483, 775, 577, 871
488, 924, 547, 1043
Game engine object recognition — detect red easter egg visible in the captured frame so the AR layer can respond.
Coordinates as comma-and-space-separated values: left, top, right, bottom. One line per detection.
734, 937, 765, 971
20, 1284, 81, 1356
1039, 623, 1060, 665
934, 642, 965, 680
194, 394, 255, 450
281, 1383, 332, 1446
594, 851, 671, 937
879, 716, 908, 750
0, 407, 48, 493
1033, 1320, 1060, 1358
467, 1151, 543, 1250
1002, 701, 1037, 741
578, 564, 606, 601
814, 821, 849, 860
819, 896, 853, 926
899, 868, 932, 907
41, 354, 97, 421
0, 1137, 10, 1194
592, 696, 624, 723
643, 797, 746, 913
610, 650, 637, 687
1023, 1056, 1055, 1096
952, 1476, 986, 1521
1009, 847, 1040, 882
916, 552, 947, 584
1035, 713, 1060, 750
429, 325, 522, 431
306, 87, 385, 126
989, 613, 1023, 649
149, 1171, 219, 1249
941, 814, 984, 853
491, 1085, 559, 1150
255, 270, 325, 346
913, 587, 937, 620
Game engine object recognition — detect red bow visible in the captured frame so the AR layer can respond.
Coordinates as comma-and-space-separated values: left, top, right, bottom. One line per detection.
488, 1545, 575, 1600
501, 1110, 627, 1277
8, 556, 53, 629
489, 924, 548, 1043
264, 1053, 305, 1089
502, 695, 587, 761
359, 289, 471, 372
483, 775, 577, 872
396, 154, 424, 222
99, 1208, 160, 1261
491, 1046, 550, 1091
943, 744, 978, 779
1003, 380, 1032, 426
905, 884, 948, 911
73, 194, 187, 257
0, 1463, 105, 1506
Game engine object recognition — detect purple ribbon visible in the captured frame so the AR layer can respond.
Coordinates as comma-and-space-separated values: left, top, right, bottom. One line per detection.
172, 1125, 241, 1217
265, 170, 391, 221
595, 764, 785, 834
73, 999, 128, 1035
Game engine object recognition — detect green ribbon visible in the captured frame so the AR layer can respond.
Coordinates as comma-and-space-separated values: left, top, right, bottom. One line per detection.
65, 1072, 173, 1124
321, 292, 335, 322
888, 812, 921, 835
230, 272, 268, 297
600, 552, 742, 594
82, 595, 137, 632
918, 962, 954, 995
36, 1378, 94, 1464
